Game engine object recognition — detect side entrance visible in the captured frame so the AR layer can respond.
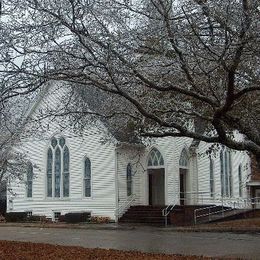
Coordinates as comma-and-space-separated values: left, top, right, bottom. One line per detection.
147, 148, 166, 206
148, 169, 165, 206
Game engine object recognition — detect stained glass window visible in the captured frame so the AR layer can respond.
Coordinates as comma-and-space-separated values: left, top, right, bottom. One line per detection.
55, 148, 61, 198
220, 149, 232, 197
59, 137, 65, 148
179, 149, 189, 168
209, 158, 214, 197
127, 163, 132, 196
47, 148, 53, 197
63, 146, 70, 197
46, 137, 69, 198
51, 137, 57, 148
238, 164, 242, 197
27, 163, 33, 198
84, 158, 91, 197
147, 148, 164, 167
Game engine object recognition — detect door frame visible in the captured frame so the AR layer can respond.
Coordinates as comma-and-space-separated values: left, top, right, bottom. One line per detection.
179, 168, 188, 205
145, 165, 167, 206
148, 168, 165, 206
145, 147, 168, 206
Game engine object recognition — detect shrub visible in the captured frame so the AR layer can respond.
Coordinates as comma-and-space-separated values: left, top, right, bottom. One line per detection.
64, 212, 91, 223
58, 215, 65, 222
5, 212, 27, 222
0, 214, 5, 222
90, 216, 111, 224
0, 200, 6, 216
27, 215, 46, 222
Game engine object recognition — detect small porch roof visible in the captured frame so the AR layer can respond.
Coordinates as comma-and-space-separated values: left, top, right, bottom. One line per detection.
247, 181, 260, 186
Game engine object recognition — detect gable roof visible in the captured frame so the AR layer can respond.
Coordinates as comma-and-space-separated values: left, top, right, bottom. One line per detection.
21, 80, 144, 146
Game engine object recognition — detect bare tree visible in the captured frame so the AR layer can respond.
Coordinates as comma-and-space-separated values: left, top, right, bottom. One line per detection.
1, 0, 260, 161
0, 99, 31, 198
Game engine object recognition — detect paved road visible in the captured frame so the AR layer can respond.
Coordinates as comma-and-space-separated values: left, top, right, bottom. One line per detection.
0, 226, 259, 259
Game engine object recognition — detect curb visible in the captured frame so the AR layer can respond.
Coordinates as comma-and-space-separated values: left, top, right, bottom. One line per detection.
0, 223, 136, 231
0, 223, 260, 233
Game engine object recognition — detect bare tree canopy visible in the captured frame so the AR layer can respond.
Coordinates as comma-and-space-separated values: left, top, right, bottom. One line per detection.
0, 0, 260, 160
0, 97, 31, 192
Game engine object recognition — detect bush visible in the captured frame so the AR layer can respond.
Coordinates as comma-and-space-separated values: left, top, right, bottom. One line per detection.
0, 199, 6, 216
64, 212, 91, 223
58, 215, 65, 222
0, 214, 5, 222
5, 212, 27, 222
90, 216, 111, 224
27, 215, 46, 222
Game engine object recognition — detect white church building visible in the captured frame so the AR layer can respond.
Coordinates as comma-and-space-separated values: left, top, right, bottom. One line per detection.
7, 83, 259, 223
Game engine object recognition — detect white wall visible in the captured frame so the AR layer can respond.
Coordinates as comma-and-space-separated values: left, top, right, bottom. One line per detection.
118, 137, 194, 207
197, 141, 251, 205
7, 83, 117, 220
7, 82, 252, 220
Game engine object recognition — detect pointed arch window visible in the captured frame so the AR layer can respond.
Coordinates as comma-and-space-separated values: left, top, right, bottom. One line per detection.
238, 164, 242, 197
26, 163, 33, 198
209, 158, 215, 197
179, 149, 189, 168
84, 158, 91, 197
63, 146, 70, 197
220, 148, 232, 197
47, 148, 53, 197
46, 137, 69, 198
148, 148, 164, 167
54, 148, 61, 197
127, 163, 132, 196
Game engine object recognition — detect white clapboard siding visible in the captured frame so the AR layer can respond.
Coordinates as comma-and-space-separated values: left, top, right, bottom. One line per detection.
116, 145, 146, 210
197, 141, 251, 205
7, 83, 117, 220
123, 136, 193, 206
153, 137, 193, 205
7, 82, 253, 220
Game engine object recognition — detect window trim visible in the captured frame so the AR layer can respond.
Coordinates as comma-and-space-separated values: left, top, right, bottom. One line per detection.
26, 211, 32, 218
53, 211, 61, 222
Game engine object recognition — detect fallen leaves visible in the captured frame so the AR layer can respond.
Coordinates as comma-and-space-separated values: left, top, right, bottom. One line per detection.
0, 240, 217, 260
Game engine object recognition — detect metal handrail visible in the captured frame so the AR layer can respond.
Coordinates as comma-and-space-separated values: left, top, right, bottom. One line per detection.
194, 197, 260, 224
162, 195, 179, 227
115, 194, 136, 220
162, 191, 221, 227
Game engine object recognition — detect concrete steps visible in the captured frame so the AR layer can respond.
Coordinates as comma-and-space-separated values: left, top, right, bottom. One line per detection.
120, 205, 254, 226
119, 206, 169, 225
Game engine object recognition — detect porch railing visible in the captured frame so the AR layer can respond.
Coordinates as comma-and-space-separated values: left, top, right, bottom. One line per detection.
115, 194, 136, 220
162, 191, 219, 227
162, 195, 179, 227
194, 196, 260, 224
